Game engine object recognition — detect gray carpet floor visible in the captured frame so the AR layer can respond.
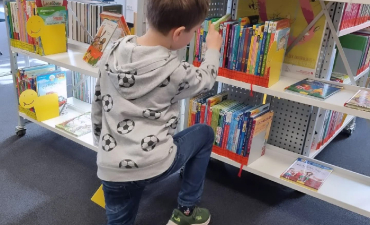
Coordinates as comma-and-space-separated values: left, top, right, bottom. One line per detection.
1, 75, 370, 225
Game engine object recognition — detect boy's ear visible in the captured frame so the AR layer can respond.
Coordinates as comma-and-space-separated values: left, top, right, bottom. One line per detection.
172, 26, 186, 41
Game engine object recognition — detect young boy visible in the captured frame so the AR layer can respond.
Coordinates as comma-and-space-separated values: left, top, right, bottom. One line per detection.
91, 0, 222, 224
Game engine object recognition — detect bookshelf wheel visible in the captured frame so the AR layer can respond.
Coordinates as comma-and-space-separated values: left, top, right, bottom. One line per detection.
16, 128, 26, 137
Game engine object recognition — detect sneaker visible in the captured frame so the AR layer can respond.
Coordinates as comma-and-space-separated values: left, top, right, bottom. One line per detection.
167, 207, 211, 225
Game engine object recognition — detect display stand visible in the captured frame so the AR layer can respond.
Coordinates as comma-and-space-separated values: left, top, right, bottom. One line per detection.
4, 0, 370, 219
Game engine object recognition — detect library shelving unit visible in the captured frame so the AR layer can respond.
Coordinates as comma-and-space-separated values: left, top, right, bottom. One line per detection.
5, 0, 370, 219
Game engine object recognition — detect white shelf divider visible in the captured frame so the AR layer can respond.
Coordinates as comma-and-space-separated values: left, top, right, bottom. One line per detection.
339, 21, 370, 37
19, 97, 98, 152
309, 115, 354, 158
355, 68, 370, 81
212, 144, 370, 218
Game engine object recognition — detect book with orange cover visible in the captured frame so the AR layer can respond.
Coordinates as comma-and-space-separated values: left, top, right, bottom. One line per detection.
83, 19, 117, 66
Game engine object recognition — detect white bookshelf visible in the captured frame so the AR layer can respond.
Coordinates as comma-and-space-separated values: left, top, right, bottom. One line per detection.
216, 75, 369, 119
19, 98, 97, 152
338, 21, 370, 37
212, 145, 370, 218
11, 40, 98, 78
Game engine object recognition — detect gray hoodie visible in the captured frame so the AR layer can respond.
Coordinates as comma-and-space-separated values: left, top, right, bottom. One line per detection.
92, 35, 220, 182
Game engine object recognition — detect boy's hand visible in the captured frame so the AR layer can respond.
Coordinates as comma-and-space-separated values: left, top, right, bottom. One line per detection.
206, 24, 223, 51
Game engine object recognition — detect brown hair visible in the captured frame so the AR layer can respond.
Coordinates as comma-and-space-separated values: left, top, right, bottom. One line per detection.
147, 0, 210, 35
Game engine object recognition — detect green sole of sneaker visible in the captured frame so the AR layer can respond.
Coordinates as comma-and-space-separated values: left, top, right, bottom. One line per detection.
166, 216, 211, 225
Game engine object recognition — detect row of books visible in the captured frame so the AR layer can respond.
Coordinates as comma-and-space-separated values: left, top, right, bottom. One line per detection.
195, 16, 290, 77
16, 64, 67, 107
67, 0, 123, 44
72, 72, 97, 104
334, 32, 370, 76
311, 109, 347, 150
5, 0, 68, 55
188, 92, 273, 157
340, 3, 370, 31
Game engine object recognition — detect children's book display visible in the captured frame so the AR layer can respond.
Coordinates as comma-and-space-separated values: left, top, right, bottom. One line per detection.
228, 0, 327, 77
188, 91, 273, 166
344, 90, 370, 112
281, 158, 333, 191
340, 3, 370, 31
56, 112, 92, 137
17, 65, 66, 121
5, 0, 68, 55
83, 19, 118, 66
284, 78, 343, 100
194, 14, 290, 88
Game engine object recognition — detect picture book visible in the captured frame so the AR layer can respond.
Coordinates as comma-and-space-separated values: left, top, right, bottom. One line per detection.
247, 111, 273, 164
281, 158, 333, 191
83, 19, 117, 66
344, 90, 370, 112
56, 112, 92, 137
100, 12, 131, 42
285, 79, 343, 100
37, 6, 67, 25
36, 71, 67, 108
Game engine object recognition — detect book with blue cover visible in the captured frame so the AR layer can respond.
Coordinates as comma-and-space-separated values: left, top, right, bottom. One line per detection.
285, 78, 343, 100
36, 71, 67, 108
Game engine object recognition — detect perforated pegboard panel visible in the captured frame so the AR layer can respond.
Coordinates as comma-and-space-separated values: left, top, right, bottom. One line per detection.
317, 3, 344, 79
357, 74, 368, 87
221, 84, 264, 105
208, 0, 227, 17
266, 97, 313, 154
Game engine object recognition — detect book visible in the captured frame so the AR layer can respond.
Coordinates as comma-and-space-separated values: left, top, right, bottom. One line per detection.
213, 14, 231, 31
247, 111, 273, 164
281, 158, 333, 191
56, 112, 92, 137
36, 71, 67, 108
284, 79, 343, 100
83, 19, 118, 66
344, 90, 370, 112
100, 12, 131, 42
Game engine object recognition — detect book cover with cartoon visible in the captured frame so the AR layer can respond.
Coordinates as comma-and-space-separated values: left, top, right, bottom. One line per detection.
285, 78, 343, 100
281, 158, 333, 191
83, 19, 118, 66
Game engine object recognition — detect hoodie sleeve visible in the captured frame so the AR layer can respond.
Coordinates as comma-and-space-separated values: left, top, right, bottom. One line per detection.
171, 49, 220, 102
91, 71, 103, 146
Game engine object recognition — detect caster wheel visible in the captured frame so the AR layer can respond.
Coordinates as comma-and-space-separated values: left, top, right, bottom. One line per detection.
16, 129, 26, 137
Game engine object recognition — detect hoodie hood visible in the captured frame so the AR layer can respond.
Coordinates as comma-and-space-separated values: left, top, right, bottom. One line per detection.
102, 35, 180, 100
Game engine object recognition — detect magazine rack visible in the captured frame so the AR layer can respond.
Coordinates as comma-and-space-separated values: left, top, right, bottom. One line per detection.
5, 0, 370, 219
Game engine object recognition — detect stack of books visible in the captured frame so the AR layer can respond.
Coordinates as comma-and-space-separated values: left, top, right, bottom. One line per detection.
67, 0, 124, 44
188, 92, 273, 159
340, 3, 370, 31
72, 72, 97, 104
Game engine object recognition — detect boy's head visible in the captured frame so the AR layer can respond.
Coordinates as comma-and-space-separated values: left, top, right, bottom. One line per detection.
147, 0, 209, 50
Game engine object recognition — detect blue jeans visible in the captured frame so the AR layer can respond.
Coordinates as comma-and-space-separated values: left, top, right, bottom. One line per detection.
102, 124, 214, 225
